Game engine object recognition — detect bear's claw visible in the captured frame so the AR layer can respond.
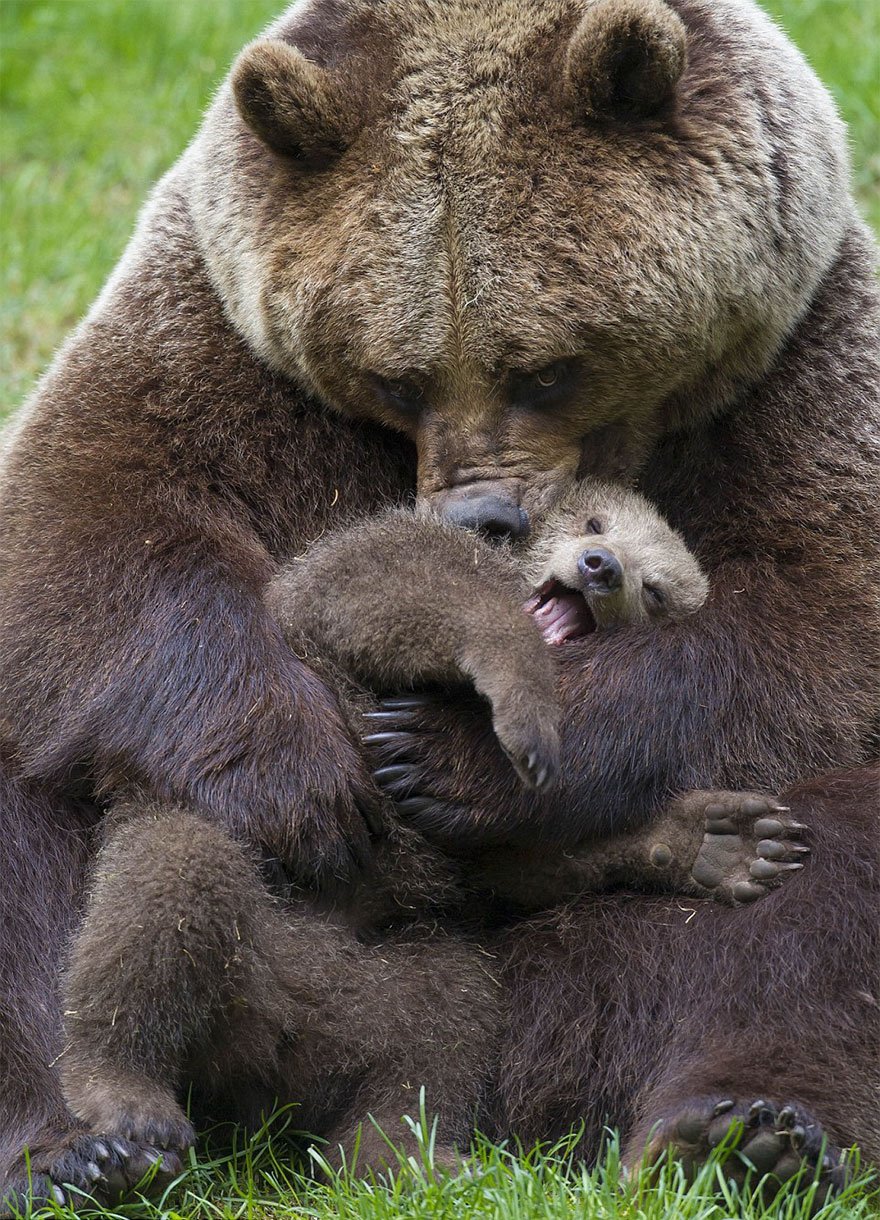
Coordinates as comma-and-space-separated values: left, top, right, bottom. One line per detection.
634, 1095, 850, 1209
1, 1130, 185, 1214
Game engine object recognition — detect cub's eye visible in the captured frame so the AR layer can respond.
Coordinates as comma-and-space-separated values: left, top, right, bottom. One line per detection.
372, 375, 424, 417
586, 517, 603, 535
644, 583, 665, 608
508, 359, 574, 409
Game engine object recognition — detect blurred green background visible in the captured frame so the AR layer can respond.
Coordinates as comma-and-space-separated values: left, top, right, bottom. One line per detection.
1, 0, 878, 414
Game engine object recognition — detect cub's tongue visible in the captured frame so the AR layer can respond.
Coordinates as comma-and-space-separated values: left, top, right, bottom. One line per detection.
525, 582, 594, 645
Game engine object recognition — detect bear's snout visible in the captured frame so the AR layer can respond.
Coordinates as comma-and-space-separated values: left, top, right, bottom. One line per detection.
439, 492, 529, 542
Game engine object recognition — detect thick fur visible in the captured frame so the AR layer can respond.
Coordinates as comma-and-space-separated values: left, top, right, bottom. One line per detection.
0, 0, 877, 1203
61, 802, 499, 1183
57, 503, 798, 1200
268, 508, 561, 789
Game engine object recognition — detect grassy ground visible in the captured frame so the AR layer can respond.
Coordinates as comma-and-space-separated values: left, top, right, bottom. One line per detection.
9, 1113, 880, 1220
2, 4, 879, 1218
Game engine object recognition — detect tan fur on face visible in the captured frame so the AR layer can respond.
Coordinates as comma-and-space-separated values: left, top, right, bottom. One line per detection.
524, 480, 709, 627
189, 0, 852, 512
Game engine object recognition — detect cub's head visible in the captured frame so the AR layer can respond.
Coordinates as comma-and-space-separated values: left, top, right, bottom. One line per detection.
191, 0, 850, 534
524, 480, 708, 640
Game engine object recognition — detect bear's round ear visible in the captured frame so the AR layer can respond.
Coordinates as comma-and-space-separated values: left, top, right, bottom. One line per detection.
231, 38, 354, 166
564, 0, 687, 121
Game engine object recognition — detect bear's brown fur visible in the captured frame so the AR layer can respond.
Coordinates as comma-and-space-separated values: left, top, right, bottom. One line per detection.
0, 0, 877, 1208
58, 494, 804, 1203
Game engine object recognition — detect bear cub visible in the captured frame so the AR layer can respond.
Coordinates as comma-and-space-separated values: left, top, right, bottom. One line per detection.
59, 480, 806, 1191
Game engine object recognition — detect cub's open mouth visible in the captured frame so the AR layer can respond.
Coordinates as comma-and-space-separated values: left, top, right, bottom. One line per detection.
524, 579, 596, 645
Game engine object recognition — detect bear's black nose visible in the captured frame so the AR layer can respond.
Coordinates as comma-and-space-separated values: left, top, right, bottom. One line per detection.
577, 547, 623, 591
441, 495, 528, 541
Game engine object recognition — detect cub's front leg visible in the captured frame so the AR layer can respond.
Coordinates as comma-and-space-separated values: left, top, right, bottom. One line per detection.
470, 791, 808, 911
267, 508, 561, 791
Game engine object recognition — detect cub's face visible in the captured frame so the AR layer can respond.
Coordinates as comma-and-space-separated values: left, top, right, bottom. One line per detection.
522, 480, 709, 642
193, 0, 848, 532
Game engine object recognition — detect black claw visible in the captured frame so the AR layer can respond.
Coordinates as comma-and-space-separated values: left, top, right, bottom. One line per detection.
363, 710, 415, 725
396, 797, 437, 817
373, 764, 412, 785
747, 1100, 773, 1125
378, 696, 433, 709
776, 1105, 797, 1129
362, 731, 413, 747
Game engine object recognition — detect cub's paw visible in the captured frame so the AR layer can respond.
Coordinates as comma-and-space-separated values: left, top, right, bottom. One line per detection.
1, 1130, 186, 1214
492, 704, 560, 791
633, 1096, 850, 1205
650, 792, 808, 904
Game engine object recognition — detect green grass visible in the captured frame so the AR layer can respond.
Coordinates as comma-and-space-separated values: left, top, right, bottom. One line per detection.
1, 5, 878, 1216
1, 0, 878, 414
9, 1110, 880, 1220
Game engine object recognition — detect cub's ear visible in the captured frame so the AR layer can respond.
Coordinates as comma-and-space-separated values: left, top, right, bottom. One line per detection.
231, 38, 355, 165
565, 0, 687, 121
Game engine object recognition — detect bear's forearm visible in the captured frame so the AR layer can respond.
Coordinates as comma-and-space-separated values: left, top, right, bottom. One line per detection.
0, 507, 374, 868
378, 562, 876, 847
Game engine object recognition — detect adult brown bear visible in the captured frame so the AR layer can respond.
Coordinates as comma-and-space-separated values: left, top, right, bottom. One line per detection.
0, 0, 877, 1206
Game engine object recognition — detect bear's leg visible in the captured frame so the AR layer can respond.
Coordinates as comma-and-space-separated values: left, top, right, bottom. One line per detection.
499, 766, 879, 1200
304, 935, 502, 1175
55, 803, 291, 1210
0, 753, 112, 1214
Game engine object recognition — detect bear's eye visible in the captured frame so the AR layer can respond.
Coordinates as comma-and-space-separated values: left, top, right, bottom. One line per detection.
372, 375, 424, 417
586, 517, 603, 535
508, 360, 574, 409
643, 583, 665, 609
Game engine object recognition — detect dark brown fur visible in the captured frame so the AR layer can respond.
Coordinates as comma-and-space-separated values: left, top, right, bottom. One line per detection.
57, 497, 803, 1200
1, 0, 878, 1208
60, 799, 500, 1184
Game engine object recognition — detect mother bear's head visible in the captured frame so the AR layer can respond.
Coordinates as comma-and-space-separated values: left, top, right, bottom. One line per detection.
187, 0, 852, 532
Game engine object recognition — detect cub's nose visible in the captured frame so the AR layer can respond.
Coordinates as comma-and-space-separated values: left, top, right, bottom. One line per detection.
577, 547, 623, 592
441, 495, 528, 541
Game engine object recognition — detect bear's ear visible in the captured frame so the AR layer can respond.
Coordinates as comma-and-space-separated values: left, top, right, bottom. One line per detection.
231, 38, 354, 166
564, 0, 687, 121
